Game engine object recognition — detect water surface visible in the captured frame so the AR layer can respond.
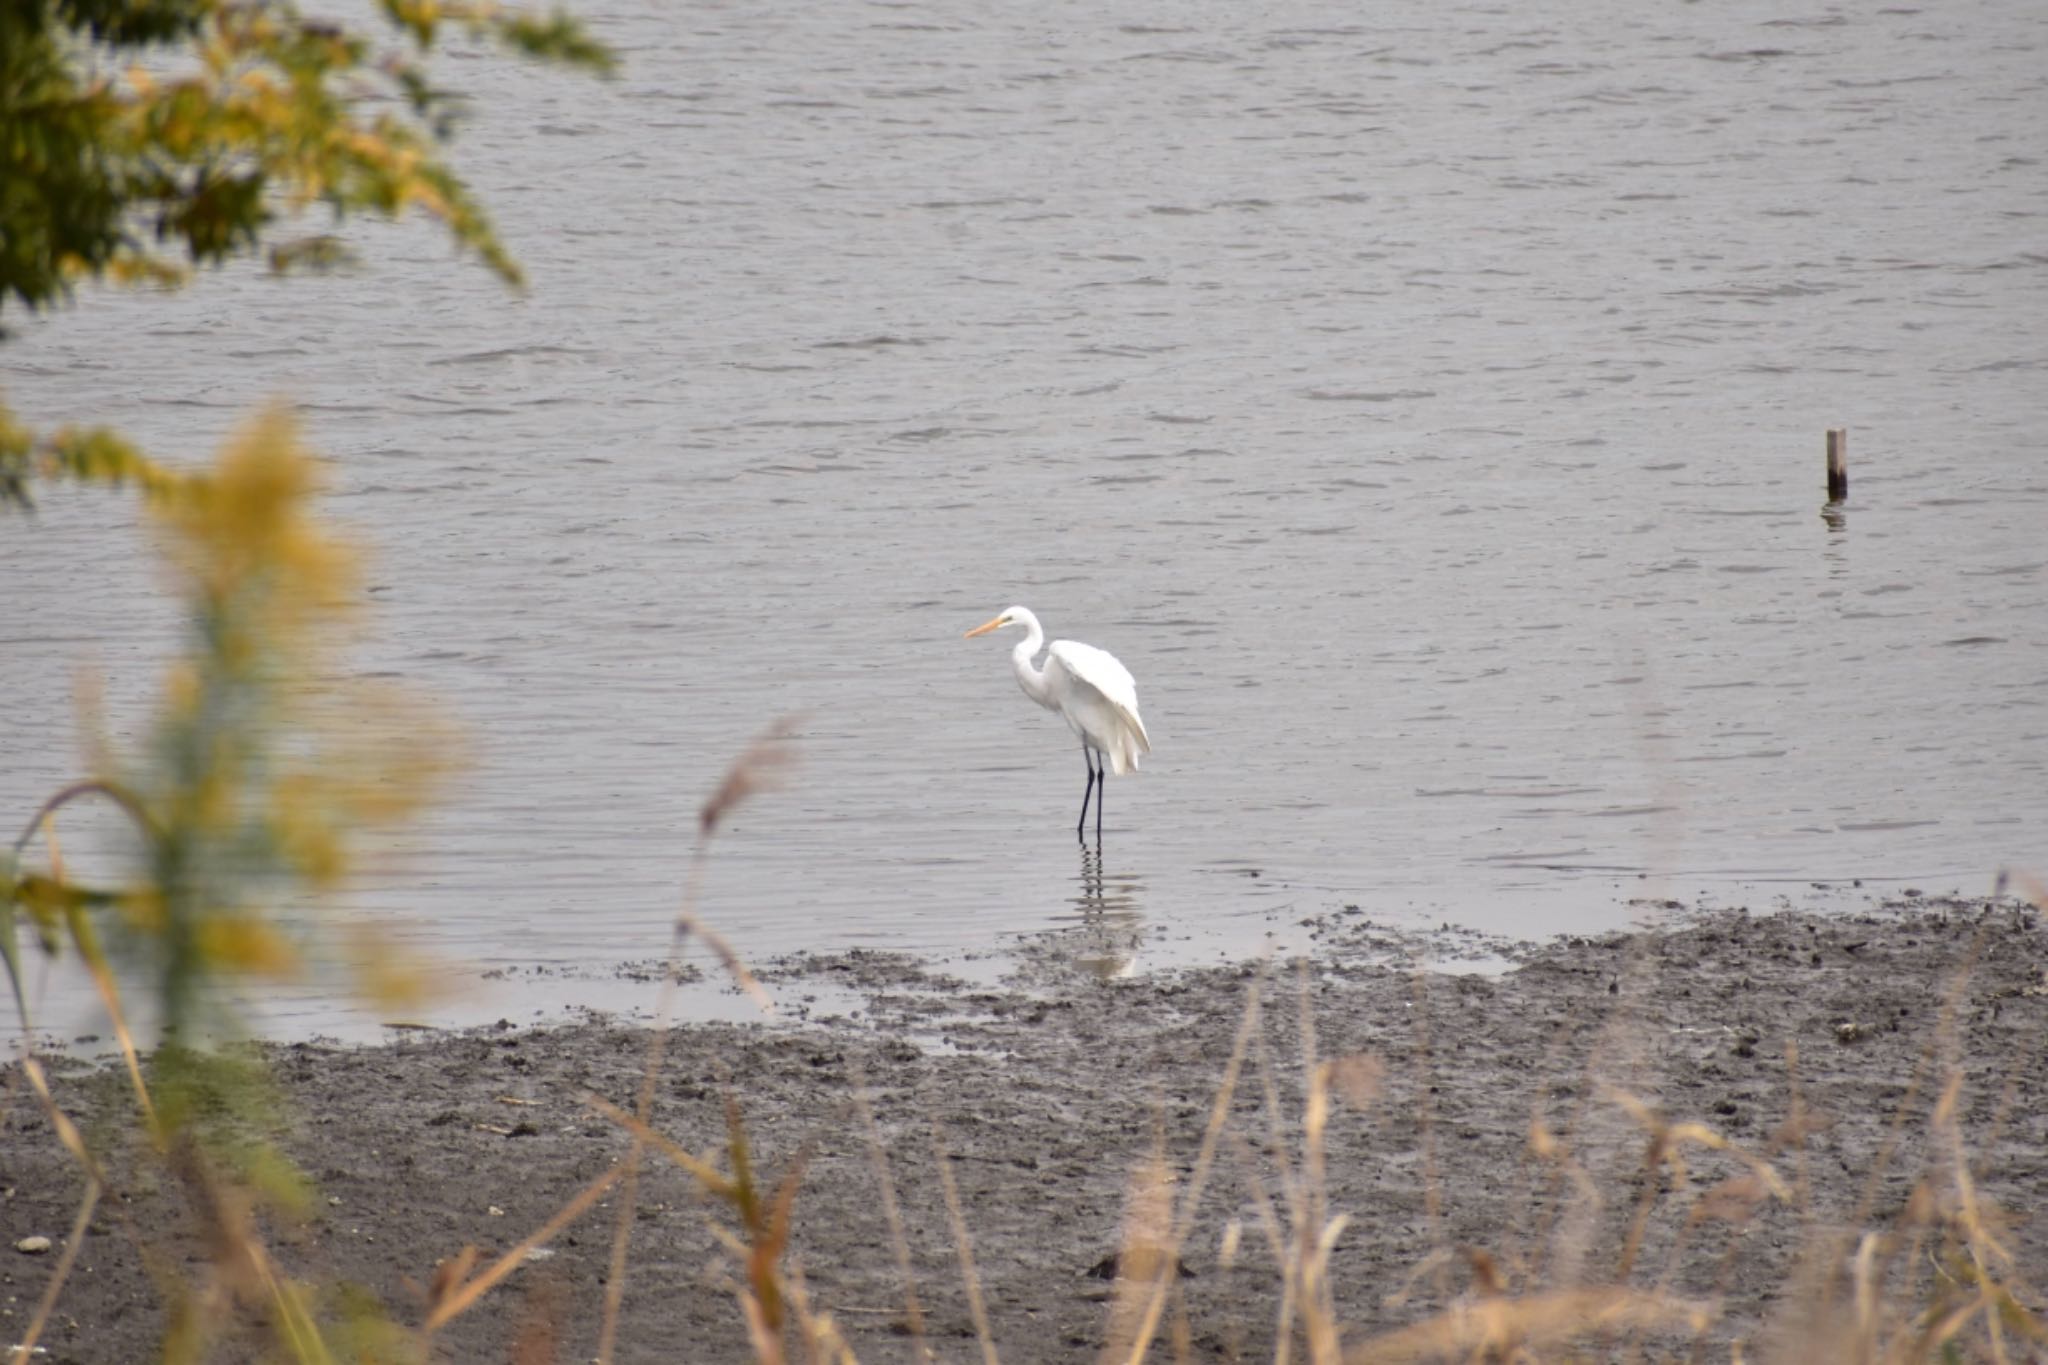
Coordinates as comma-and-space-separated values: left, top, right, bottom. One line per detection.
4, 0, 2045, 1039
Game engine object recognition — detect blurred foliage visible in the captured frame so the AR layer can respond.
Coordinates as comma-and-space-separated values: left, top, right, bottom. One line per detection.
0, 0, 615, 507
1, 0, 614, 318
3, 410, 452, 1039
2, 412, 455, 1360
2, 3, 606, 1354
0, 405, 184, 508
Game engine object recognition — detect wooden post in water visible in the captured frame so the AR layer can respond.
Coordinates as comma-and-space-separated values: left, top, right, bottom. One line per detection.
1825, 427, 1848, 502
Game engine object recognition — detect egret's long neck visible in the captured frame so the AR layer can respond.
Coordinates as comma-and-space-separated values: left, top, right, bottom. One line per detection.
1010, 616, 1055, 709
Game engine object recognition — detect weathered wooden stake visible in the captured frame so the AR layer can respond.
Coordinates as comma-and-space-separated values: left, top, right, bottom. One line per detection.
1825, 427, 1848, 502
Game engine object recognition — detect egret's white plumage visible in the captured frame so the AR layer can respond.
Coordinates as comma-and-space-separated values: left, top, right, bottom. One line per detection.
964, 605, 1151, 840
1042, 640, 1148, 774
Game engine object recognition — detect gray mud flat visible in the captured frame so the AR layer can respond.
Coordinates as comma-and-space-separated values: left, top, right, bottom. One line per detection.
4, 903, 2044, 1362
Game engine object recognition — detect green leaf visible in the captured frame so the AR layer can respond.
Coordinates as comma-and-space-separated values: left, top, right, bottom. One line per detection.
501, 11, 618, 75
267, 235, 358, 275
0, 848, 30, 1033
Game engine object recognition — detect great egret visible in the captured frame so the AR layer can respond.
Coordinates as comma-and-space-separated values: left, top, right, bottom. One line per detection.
964, 606, 1151, 842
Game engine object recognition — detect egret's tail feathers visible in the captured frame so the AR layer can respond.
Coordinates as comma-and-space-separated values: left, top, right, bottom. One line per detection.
1104, 704, 1149, 777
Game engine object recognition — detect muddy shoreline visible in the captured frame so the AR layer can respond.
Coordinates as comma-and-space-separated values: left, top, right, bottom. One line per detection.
4, 899, 2044, 1362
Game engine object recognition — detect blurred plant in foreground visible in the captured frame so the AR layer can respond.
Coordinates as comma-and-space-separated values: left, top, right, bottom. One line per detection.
4, 409, 452, 1360
2, 2, 612, 1351
7, 408, 450, 1042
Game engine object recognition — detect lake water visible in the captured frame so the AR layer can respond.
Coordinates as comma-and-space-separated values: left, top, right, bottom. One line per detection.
4, 0, 2045, 1041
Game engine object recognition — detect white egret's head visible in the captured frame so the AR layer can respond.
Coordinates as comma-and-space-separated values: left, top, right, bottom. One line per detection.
963, 606, 1027, 639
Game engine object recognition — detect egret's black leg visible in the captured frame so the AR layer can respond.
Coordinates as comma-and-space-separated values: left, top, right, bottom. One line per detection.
1077, 744, 1098, 843
1093, 748, 1105, 843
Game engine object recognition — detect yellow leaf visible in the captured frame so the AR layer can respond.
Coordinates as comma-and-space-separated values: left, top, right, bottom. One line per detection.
198, 916, 300, 978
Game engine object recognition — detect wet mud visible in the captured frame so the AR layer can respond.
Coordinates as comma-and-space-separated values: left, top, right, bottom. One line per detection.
4, 899, 2044, 1361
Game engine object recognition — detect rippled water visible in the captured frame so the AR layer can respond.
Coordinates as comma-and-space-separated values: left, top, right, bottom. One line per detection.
5, 0, 2045, 1038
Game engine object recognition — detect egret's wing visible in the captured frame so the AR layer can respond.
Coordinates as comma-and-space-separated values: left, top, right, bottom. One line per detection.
1047, 640, 1151, 753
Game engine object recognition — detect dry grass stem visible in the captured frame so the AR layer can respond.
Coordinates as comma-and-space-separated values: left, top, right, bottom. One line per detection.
11, 1179, 101, 1363
509, 1276, 567, 1365
421, 1162, 628, 1333
782, 1262, 861, 1365
1100, 1151, 1176, 1364
675, 902, 775, 1015
699, 716, 802, 836
250, 1242, 332, 1365
8, 779, 154, 860
584, 1093, 733, 1194
17, 1054, 100, 1183
73, 910, 160, 1140
586, 723, 800, 1360
851, 1067, 929, 1355
594, 1143, 642, 1365
1296, 968, 1329, 1250
588, 1092, 818, 1357
1341, 1288, 1711, 1363
1404, 971, 1445, 1267
1118, 973, 1262, 1365
1501, 990, 1595, 1289
15, 812, 161, 1144
932, 1125, 1002, 1365
735, 1279, 785, 1365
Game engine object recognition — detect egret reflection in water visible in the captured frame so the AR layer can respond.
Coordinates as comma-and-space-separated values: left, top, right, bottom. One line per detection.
1050, 846, 1148, 981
